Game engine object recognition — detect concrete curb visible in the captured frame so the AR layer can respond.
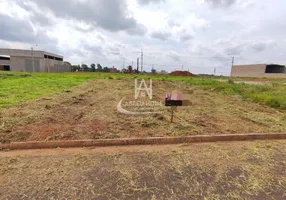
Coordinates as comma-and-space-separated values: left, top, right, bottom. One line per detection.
1, 133, 286, 150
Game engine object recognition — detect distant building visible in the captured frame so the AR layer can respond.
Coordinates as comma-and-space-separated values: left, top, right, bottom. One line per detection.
0, 48, 70, 72
231, 64, 286, 77
109, 67, 117, 73
0, 56, 10, 71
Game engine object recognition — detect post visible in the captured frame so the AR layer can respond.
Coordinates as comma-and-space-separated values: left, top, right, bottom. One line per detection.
230, 56, 234, 76
170, 107, 176, 123
171, 109, 174, 123
137, 58, 139, 73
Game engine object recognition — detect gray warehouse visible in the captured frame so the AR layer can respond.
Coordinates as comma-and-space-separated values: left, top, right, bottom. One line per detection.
231, 64, 286, 77
0, 48, 70, 72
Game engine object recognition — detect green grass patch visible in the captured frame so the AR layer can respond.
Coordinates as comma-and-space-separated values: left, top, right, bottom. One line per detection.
0, 72, 96, 107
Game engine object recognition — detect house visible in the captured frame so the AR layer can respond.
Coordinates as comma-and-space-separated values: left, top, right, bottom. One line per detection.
109, 67, 118, 73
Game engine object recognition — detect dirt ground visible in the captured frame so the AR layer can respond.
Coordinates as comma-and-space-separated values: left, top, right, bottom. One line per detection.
1, 140, 286, 199
0, 79, 285, 143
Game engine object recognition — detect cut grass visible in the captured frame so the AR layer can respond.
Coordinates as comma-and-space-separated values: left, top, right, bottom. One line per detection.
1, 141, 286, 199
1, 79, 285, 143
1, 71, 285, 109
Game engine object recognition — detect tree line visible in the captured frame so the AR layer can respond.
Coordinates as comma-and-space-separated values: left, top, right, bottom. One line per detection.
64, 62, 117, 72
64, 62, 158, 74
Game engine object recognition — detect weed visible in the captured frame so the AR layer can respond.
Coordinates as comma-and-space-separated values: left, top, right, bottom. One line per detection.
228, 79, 235, 84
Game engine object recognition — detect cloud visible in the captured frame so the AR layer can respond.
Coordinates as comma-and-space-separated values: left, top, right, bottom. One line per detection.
74, 23, 95, 32
96, 34, 106, 43
0, 12, 59, 54
1, 0, 286, 75
168, 51, 181, 62
108, 46, 121, 55
224, 43, 245, 55
137, 0, 166, 5
85, 45, 103, 55
250, 41, 275, 52
0, 14, 35, 43
168, 20, 179, 28
205, 0, 236, 7
15, 1, 53, 27
19, 0, 147, 36
150, 31, 171, 41
180, 33, 193, 42
126, 23, 148, 36
218, 39, 276, 55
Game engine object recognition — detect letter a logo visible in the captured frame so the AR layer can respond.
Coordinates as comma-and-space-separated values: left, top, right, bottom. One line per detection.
134, 79, 152, 100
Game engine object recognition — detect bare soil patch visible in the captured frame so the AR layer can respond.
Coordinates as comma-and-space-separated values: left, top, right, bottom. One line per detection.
1, 141, 286, 199
0, 79, 285, 143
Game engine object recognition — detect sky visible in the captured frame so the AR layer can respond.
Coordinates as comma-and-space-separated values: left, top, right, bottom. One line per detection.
0, 0, 286, 75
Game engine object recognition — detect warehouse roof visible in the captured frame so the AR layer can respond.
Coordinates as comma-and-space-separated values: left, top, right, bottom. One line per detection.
0, 48, 63, 59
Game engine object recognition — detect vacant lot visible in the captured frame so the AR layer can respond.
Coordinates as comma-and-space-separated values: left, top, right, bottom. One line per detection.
0, 75, 285, 143
1, 72, 286, 109
1, 141, 286, 199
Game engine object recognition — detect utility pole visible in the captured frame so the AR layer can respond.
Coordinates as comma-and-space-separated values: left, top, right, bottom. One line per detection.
214, 67, 216, 76
31, 44, 37, 72
31, 47, 34, 72
141, 49, 143, 73
181, 65, 184, 71
230, 56, 234, 76
137, 58, 139, 73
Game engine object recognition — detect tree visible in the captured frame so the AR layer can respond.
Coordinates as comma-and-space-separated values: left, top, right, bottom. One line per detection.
103, 67, 109, 72
127, 65, 132, 72
151, 68, 156, 74
81, 64, 89, 72
64, 61, 71, 66
160, 70, 167, 74
72, 65, 80, 72
97, 64, 103, 72
91, 63, 96, 72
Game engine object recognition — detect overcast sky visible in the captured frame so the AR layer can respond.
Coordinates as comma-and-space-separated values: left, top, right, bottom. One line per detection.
1, 0, 286, 75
